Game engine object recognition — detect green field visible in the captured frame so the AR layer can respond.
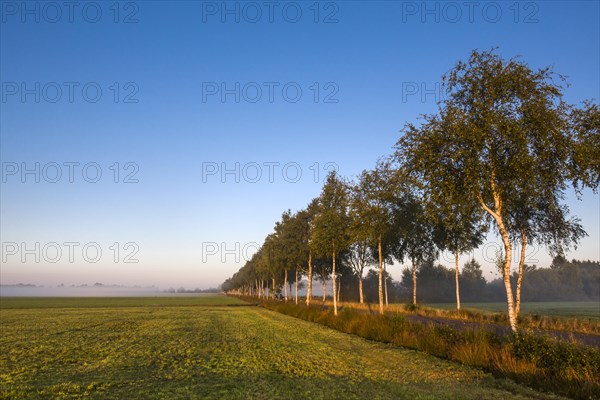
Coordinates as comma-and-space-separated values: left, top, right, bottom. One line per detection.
426, 301, 600, 320
0, 297, 566, 399
0, 295, 246, 310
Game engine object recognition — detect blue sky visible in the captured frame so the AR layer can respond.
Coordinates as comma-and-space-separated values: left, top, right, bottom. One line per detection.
1, 1, 599, 289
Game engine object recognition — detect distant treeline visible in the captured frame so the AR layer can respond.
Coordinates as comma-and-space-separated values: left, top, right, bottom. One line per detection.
345, 257, 600, 304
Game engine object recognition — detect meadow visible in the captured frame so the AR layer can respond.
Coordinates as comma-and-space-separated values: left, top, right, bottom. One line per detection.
0, 296, 568, 399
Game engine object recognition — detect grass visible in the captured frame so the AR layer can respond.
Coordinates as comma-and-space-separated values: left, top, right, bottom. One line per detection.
256, 298, 600, 400
314, 299, 600, 335
0, 295, 247, 309
0, 297, 568, 399
427, 302, 600, 320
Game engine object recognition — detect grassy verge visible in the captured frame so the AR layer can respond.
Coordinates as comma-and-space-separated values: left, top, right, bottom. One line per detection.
427, 302, 600, 321
422, 302, 600, 334
250, 297, 600, 400
309, 300, 600, 335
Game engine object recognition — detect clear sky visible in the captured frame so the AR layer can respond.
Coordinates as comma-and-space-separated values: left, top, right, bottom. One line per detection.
1, 0, 599, 289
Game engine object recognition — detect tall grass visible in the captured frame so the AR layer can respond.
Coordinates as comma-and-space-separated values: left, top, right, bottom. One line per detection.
248, 297, 600, 400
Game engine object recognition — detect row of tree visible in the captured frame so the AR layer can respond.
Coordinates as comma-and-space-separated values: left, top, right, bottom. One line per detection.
222, 49, 599, 332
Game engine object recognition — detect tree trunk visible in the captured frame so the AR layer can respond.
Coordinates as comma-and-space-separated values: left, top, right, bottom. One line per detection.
412, 261, 417, 305
378, 235, 384, 315
284, 269, 288, 301
322, 279, 326, 302
306, 252, 313, 306
272, 277, 276, 300
295, 269, 299, 304
516, 230, 527, 318
358, 276, 364, 304
479, 192, 518, 332
500, 229, 517, 332
455, 248, 461, 311
384, 261, 389, 306
332, 243, 338, 316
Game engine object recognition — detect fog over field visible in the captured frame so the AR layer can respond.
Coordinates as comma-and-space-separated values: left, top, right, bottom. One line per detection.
0, 285, 160, 297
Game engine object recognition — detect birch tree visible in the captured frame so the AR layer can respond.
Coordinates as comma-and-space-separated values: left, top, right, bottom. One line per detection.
312, 171, 351, 316
396, 49, 596, 332
349, 162, 395, 314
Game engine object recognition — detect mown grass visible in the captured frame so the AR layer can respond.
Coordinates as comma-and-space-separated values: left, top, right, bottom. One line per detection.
0, 295, 246, 309
256, 298, 600, 400
0, 297, 567, 399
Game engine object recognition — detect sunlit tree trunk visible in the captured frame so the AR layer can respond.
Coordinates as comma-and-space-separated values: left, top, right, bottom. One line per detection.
295, 269, 299, 304
499, 228, 517, 332
479, 188, 518, 332
378, 235, 384, 315
384, 261, 389, 306
332, 242, 338, 316
358, 276, 364, 304
272, 277, 276, 300
412, 261, 417, 305
516, 230, 527, 318
322, 279, 326, 302
455, 248, 461, 311
306, 252, 313, 306
284, 269, 288, 301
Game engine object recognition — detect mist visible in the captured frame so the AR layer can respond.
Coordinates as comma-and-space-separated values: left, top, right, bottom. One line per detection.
0, 284, 187, 297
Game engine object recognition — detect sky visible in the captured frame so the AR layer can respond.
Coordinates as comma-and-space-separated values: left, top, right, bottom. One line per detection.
1, 0, 599, 290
